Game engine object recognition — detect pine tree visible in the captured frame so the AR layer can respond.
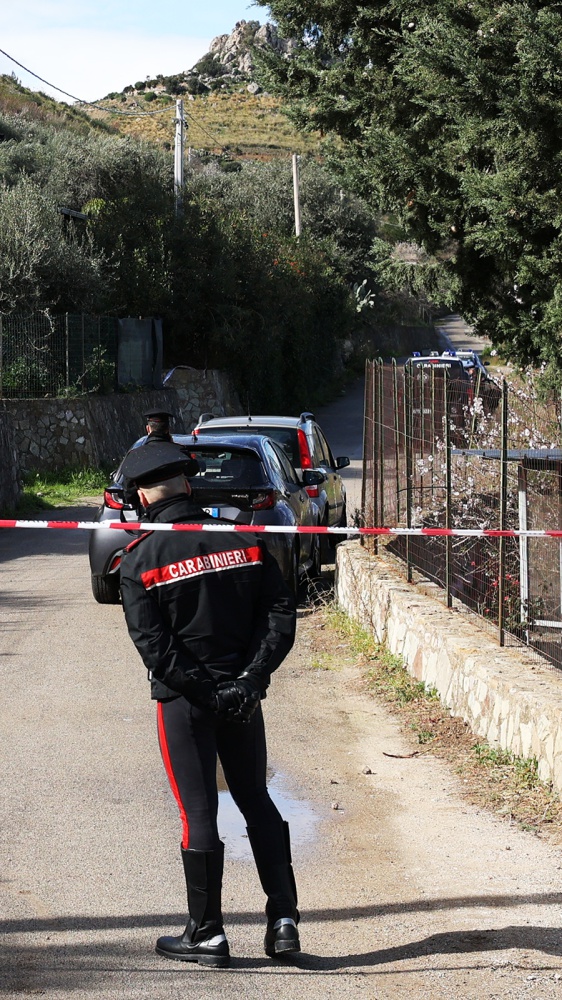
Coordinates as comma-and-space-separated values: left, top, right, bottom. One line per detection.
256, 1, 562, 364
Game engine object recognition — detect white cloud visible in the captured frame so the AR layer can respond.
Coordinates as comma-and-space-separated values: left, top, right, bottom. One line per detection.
0, 28, 211, 102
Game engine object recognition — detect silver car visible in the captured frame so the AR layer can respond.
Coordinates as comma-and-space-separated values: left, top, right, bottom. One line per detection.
193, 411, 350, 563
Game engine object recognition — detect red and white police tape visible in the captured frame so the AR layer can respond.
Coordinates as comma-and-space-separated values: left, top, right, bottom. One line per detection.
1, 519, 562, 538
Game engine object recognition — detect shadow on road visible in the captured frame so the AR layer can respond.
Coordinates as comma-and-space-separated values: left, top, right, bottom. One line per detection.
2, 916, 562, 990
3, 894, 562, 983
3, 892, 562, 937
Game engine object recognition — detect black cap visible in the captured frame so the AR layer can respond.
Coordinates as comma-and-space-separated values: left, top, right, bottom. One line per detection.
121, 442, 199, 486
143, 409, 174, 422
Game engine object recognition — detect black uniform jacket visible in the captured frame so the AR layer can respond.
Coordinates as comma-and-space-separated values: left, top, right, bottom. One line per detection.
120, 493, 297, 702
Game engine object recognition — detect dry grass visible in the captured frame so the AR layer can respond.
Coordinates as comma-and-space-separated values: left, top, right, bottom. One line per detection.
90, 91, 320, 157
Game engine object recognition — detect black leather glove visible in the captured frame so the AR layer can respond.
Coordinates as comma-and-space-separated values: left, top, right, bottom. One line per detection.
214, 674, 262, 723
193, 677, 220, 713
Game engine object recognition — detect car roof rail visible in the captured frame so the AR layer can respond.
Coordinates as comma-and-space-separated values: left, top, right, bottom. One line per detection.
300, 411, 315, 422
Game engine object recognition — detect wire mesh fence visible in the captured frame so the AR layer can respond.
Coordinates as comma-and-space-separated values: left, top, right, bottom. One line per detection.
0, 313, 118, 398
363, 356, 562, 671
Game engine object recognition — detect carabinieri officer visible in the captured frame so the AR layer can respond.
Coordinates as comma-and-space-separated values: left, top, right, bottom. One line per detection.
119, 442, 300, 968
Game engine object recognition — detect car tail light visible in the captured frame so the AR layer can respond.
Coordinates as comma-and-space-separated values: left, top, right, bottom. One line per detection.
250, 490, 276, 511
305, 484, 320, 499
297, 428, 313, 469
104, 489, 124, 510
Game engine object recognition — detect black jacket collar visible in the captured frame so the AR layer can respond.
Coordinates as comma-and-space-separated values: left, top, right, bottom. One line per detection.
144, 494, 209, 524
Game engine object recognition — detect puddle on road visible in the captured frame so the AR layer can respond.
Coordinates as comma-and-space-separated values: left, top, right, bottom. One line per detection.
217, 764, 318, 861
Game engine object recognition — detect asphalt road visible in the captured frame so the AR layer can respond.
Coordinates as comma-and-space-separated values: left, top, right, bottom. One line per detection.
435, 313, 491, 355
312, 314, 491, 524
2, 326, 562, 999
315, 377, 365, 521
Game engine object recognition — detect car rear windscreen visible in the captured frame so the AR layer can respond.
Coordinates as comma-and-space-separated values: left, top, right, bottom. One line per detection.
197, 426, 300, 467
190, 449, 267, 488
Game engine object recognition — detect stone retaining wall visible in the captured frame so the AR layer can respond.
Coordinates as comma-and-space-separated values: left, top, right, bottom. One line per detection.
336, 541, 562, 793
0, 368, 240, 506
0, 411, 19, 510
164, 367, 240, 426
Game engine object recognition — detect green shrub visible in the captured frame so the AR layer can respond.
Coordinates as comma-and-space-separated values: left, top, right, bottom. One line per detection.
185, 78, 208, 95
194, 53, 224, 78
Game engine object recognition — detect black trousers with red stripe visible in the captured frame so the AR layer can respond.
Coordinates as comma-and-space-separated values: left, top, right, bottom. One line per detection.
157, 697, 284, 851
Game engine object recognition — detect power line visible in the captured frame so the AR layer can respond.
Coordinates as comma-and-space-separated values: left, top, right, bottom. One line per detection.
0, 47, 177, 117
182, 109, 226, 151
0, 46, 236, 156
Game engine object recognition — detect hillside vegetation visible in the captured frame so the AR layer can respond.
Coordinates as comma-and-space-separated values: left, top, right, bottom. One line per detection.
0, 108, 378, 411
0, 20, 401, 412
0, 72, 316, 161
91, 92, 318, 159
0, 74, 114, 135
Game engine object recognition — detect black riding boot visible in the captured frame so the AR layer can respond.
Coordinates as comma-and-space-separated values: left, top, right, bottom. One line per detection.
246, 820, 300, 957
155, 844, 230, 968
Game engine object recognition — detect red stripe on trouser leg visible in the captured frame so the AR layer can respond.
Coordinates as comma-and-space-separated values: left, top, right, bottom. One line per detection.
157, 702, 190, 849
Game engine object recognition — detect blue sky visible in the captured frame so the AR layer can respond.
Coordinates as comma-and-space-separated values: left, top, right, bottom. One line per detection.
0, 1, 272, 102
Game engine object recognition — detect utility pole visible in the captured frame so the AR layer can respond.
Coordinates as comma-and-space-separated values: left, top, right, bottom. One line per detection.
174, 99, 185, 216
292, 153, 301, 237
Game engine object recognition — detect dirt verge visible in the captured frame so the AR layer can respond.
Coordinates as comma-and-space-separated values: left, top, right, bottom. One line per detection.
300, 585, 562, 843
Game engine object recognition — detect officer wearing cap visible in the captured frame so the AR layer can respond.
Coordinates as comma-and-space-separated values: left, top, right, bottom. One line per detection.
119, 443, 299, 969
122, 410, 175, 509
142, 409, 175, 443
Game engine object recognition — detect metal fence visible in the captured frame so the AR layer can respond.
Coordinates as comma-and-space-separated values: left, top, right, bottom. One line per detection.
0, 313, 118, 398
363, 357, 562, 671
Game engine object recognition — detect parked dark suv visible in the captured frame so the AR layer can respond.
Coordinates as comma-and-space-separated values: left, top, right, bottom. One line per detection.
193, 412, 350, 562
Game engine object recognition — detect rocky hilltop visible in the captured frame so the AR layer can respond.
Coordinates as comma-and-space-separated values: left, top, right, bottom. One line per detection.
205, 20, 297, 91
106, 20, 295, 102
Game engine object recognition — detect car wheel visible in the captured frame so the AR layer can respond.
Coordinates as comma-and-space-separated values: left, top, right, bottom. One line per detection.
91, 573, 121, 605
311, 536, 321, 579
288, 544, 299, 598
320, 517, 332, 565
303, 536, 322, 599
328, 505, 348, 551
